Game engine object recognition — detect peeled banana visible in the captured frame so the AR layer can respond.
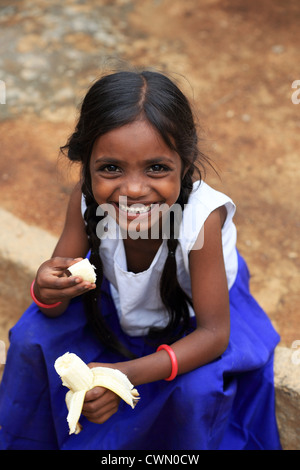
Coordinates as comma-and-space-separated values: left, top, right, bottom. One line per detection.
54, 352, 140, 435
67, 258, 96, 283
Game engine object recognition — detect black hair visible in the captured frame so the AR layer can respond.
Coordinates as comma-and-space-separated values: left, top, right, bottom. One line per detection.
61, 70, 211, 357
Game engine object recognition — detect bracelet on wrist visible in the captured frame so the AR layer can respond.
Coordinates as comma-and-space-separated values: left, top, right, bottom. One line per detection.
30, 280, 62, 309
156, 344, 178, 381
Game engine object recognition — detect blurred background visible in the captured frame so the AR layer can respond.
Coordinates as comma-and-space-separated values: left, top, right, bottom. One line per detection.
0, 0, 299, 348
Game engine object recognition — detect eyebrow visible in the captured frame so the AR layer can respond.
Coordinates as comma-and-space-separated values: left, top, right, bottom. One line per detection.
94, 156, 176, 166
144, 156, 175, 165
94, 157, 121, 165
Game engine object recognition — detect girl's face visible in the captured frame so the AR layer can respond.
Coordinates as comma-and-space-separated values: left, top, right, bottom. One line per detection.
90, 119, 184, 237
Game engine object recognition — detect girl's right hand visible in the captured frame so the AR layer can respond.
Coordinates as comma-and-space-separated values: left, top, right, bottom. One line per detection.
33, 257, 96, 307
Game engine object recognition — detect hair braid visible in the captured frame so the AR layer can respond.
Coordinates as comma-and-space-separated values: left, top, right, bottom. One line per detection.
82, 183, 136, 359
149, 171, 195, 344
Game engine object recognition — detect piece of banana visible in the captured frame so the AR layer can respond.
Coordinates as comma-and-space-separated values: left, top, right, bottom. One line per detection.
54, 352, 140, 435
67, 258, 96, 283
65, 389, 85, 435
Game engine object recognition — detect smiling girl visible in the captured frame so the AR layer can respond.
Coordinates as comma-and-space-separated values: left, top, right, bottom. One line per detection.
0, 70, 281, 450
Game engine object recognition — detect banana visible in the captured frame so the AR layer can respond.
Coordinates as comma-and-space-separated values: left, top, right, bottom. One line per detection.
65, 390, 85, 435
54, 352, 140, 435
92, 367, 140, 408
55, 352, 94, 392
67, 258, 96, 283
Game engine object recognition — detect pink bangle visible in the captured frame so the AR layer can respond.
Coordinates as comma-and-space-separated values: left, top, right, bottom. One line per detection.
157, 344, 178, 381
30, 280, 62, 309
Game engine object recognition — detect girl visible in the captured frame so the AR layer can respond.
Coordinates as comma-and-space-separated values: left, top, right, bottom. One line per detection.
0, 70, 281, 450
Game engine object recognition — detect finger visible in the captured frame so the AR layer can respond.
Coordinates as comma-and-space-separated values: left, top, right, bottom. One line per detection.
83, 389, 119, 413
84, 387, 106, 403
49, 257, 83, 271
43, 274, 85, 290
36, 258, 82, 285
39, 280, 96, 303
84, 404, 119, 424
42, 257, 84, 279
82, 394, 120, 422
87, 362, 102, 369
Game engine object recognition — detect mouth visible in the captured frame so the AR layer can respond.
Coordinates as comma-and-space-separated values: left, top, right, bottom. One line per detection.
119, 202, 153, 214
112, 200, 162, 221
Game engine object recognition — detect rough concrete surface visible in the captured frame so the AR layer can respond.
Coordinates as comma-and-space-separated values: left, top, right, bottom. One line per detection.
274, 347, 300, 450
0, 0, 299, 449
0, 207, 57, 340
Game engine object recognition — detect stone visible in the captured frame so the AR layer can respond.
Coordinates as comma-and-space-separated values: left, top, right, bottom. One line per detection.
274, 347, 300, 450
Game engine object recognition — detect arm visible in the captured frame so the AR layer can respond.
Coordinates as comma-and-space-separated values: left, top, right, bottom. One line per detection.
83, 206, 230, 422
33, 182, 95, 317
51, 181, 90, 259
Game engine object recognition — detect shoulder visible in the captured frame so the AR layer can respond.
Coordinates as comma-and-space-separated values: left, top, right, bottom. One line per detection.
179, 181, 236, 252
189, 180, 235, 215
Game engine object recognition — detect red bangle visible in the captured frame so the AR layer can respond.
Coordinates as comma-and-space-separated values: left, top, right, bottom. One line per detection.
157, 344, 178, 381
30, 280, 62, 309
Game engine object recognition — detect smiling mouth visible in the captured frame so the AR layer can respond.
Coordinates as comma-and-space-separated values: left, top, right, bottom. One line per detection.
118, 202, 153, 214
111, 200, 165, 222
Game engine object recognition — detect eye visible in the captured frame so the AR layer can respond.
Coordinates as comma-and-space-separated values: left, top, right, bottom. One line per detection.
148, 164, 169, 173
99, 164, 121, 173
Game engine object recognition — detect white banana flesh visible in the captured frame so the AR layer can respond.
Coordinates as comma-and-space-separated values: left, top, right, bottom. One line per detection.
65, 390, 85, 435
67, 258, 96, 283
54, 352, 140, 435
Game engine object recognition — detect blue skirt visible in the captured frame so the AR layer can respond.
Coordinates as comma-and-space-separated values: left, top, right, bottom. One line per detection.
0, 251, 281, 450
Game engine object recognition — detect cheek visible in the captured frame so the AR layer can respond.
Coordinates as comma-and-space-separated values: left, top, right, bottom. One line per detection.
90, 177, 109, 205
165, 176, 182, 203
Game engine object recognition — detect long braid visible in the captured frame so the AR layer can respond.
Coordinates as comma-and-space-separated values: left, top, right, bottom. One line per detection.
81, 181, 136, 359
149, 169, 195, 344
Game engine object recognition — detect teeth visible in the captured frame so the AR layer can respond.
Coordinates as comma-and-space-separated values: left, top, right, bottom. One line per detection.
119, 203, 152, 214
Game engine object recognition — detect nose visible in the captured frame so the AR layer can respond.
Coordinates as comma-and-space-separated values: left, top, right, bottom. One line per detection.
120, 174, 149, 200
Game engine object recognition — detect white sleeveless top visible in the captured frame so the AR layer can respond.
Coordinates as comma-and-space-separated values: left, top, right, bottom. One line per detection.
81, 181, 238, 336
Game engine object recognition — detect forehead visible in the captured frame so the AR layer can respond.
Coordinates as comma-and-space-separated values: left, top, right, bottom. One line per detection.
91, 120, 178, 161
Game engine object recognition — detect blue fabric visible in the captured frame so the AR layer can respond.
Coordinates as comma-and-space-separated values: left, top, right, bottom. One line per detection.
0, 251, 281, 450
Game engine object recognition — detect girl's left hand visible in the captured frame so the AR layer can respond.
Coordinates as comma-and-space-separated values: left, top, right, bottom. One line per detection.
82, 386, 121, 424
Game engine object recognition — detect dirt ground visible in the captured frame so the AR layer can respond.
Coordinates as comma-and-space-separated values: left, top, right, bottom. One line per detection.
0, 0, 299, 347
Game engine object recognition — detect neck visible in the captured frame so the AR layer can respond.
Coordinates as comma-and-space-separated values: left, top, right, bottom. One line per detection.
122, 237, 163, 274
